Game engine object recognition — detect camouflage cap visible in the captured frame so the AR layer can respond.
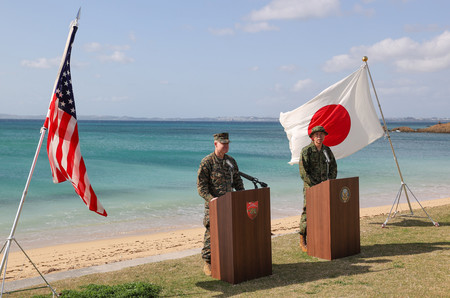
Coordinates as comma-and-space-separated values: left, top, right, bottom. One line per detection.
309, 126, 328, 138
214, 132, 230, 144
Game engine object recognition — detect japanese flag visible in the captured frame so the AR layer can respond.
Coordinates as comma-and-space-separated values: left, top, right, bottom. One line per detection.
279, 65, 384, 165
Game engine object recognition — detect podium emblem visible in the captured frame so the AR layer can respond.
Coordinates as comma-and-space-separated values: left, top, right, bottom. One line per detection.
247, 201, 258, 220
340, 186, 351, 203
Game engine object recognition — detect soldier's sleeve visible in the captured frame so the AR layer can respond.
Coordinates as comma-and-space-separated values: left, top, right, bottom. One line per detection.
328, 148, 338, 179
197, 160, 214, 202
299, 148, 312, 187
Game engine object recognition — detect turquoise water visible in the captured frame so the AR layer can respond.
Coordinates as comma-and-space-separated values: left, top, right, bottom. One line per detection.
1, 119, 449, 248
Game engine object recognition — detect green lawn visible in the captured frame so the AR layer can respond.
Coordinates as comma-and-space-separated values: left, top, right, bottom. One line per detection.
9, 204, 450, 297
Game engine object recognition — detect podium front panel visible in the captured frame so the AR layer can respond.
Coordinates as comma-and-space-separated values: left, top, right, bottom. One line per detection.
329, 178, 360, 259
307, 177, 360, 260
210, 188, 272, 284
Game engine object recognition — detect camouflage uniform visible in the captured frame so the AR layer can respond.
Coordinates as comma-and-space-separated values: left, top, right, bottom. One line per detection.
197, 152, 244, 264
299, 142, 337, 236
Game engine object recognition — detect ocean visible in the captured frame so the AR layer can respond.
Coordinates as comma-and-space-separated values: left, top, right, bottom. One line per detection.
1, 119, 449, 249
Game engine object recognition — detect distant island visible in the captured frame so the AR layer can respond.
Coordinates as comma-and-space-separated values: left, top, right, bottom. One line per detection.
391, 122, 450, 133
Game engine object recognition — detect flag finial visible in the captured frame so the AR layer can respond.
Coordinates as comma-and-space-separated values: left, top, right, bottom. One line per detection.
70, 7, 81, 27
76, 7, 81, 21
362, 56, 368, 62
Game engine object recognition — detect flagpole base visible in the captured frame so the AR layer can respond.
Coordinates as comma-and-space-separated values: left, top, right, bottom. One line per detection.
1, 238, 59, 297
382, 183, 439, 228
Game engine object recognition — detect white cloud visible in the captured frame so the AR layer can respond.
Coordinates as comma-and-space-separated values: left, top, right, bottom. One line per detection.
83, 42, 133, 63
215, 0, 340, 36
248, 0, 340, 21
419, 30, 450, 55
83, 42, 103, 52
250, 66, 260, 71
323, 54, 355, 72
378, 85, 428, 96
279, 64, 298, 72
99, 51, 134, 64
274, 83, 283, 92
292, 79, 313, 92
129, 31, 137, 42
208, 27, 234, 36
235, 22, 279, 33
323, 31, 450, 73
404, 24, 441, 33
84, 42, 131, 52
352, 3, 375, 17
109, 45, 131, 51
396, 54, 450, 72
377, 77, 429, 99
20, 57, 61, 69
92, 96, 129, 103
363, 37, 418, 58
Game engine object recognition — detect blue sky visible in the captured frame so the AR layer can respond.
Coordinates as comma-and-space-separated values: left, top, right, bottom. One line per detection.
1, 0, 449, 119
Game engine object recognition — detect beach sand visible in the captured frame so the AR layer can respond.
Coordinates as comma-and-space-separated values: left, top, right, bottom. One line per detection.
3, 197, 449, 282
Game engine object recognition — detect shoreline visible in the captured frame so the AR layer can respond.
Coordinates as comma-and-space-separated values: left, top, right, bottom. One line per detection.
3, 197, 449, 282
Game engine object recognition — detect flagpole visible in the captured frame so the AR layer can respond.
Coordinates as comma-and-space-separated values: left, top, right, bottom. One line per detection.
0, 9, 82, 296
362, 56, 439, 228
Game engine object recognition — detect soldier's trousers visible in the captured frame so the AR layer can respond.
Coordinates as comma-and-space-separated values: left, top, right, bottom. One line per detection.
299, 188, 307, 236
299, 206, 307, 236
202, 208, 211, 264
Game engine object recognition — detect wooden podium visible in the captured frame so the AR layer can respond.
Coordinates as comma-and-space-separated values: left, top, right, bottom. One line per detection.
306, 177, 360, 260
209, 188, 272, 284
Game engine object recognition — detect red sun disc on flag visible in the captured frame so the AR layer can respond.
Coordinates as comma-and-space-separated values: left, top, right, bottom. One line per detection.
308, 104, 351, 147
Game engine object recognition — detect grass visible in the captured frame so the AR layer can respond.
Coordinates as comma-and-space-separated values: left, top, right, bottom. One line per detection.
7, 204, 450, 297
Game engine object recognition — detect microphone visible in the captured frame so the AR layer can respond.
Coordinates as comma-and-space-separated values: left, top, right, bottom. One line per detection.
238, 171, 254, 181
225, 159, 234, 169
238, 171, 268, 188
323, 150, 331, 164
323, 150, 331, 180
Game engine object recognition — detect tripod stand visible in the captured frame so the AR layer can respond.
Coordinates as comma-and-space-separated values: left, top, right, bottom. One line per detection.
381, 182, 439, 228
0, 239, 58, 297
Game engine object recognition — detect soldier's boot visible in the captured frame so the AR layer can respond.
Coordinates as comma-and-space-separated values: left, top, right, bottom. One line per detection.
300, 234, 307, 252
203, 262, 211, 276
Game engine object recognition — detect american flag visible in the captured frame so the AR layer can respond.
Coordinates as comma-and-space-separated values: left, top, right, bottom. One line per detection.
44, 23, 107, 217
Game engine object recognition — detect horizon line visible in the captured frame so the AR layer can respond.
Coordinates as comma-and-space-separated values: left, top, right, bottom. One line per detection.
1, 114, 449, 122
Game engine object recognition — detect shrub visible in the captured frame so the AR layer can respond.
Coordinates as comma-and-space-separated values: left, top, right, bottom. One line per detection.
35, 282, 162, 298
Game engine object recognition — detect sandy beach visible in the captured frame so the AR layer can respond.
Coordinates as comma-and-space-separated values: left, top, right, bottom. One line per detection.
3, 197, 449, 282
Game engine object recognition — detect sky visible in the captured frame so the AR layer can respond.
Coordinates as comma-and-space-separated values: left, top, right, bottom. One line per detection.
1, 0, 449, 119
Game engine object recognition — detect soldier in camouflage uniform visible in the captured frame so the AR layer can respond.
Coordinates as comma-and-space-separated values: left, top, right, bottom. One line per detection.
299, 126, 337, 252
197, 132, 245, 275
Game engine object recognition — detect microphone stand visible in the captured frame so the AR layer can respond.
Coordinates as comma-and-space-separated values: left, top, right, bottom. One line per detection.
238, 171, 268, 189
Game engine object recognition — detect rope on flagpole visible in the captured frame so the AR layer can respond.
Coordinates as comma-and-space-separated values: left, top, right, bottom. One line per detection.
362, 56, 439, 228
